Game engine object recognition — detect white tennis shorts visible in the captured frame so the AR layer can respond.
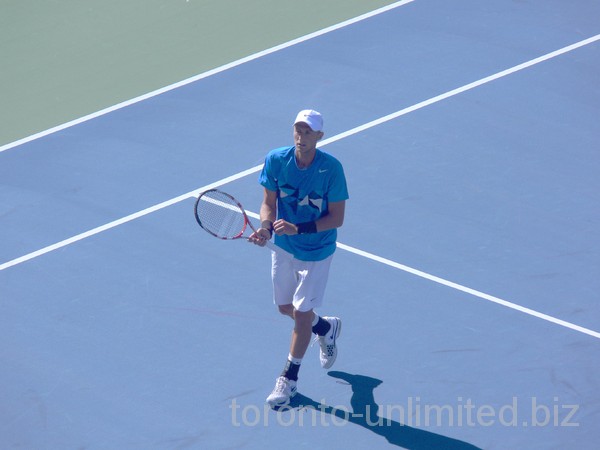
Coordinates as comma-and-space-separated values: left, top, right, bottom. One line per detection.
271, 251, 334, 312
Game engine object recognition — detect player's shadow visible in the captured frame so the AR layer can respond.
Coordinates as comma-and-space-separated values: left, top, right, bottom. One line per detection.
285, 371, 482, 450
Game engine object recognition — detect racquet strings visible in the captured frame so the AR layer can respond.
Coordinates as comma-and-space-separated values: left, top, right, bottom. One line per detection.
197, 191, 246, 239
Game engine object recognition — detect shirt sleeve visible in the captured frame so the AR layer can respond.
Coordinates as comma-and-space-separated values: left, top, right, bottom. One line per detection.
259, 153, 278, 191
327, 159, 349, 202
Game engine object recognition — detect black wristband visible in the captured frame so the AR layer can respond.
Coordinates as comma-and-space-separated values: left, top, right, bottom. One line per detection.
296, 221, 317, 234
261, 220, 273, 238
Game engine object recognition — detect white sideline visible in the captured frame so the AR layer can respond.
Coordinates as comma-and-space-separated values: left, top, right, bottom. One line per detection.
336, 243, 600, 340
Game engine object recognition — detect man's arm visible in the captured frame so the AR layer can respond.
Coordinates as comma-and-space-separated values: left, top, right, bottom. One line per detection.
273, 200, 345, 236
314, 200, 345, 232
249, 188, 277, 246
259, 188, 278, 235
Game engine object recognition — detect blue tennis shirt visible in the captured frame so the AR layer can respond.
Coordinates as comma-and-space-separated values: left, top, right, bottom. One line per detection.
259, 146, 349, 261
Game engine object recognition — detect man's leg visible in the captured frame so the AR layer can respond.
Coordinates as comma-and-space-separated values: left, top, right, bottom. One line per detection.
276, 309, 313, 383
277, 303, 341, 365
290, 309, 314, 358
266, 308, 314, 407
267, 254, 340, 406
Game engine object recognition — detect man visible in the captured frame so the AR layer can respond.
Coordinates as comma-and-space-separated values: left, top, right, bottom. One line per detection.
249, 109, 349, 407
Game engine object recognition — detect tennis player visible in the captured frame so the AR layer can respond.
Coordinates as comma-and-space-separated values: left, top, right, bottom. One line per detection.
249, 109, 349, 407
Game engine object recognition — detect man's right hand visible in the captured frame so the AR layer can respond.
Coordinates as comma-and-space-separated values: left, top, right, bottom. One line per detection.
248, 228, 272, 246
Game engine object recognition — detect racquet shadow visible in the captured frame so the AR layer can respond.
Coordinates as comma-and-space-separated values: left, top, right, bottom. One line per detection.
280, 371, 482, 450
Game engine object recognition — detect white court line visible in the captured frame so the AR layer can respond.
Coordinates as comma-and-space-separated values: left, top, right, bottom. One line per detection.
0, 0, 415, 154
322, 33, 600, 144
2, 35, 600, 340
336, 243, 600, 340
0, 166, 260, 271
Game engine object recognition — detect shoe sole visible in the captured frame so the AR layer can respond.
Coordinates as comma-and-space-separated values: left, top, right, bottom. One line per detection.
322, 318, 341, 369
323, 317, 342, 340
327, 317, 342, 342
333, 319, 342, 341
267, 387, 297, 408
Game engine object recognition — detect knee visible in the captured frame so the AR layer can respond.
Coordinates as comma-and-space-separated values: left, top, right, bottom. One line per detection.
293, 309, 314, 327
278, 304, 294, 317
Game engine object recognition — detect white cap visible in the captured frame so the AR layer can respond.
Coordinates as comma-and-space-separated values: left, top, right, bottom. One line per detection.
293, 109, 323, 132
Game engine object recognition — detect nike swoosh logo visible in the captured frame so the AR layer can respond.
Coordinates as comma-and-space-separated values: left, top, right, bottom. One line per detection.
319, 169, 328, 173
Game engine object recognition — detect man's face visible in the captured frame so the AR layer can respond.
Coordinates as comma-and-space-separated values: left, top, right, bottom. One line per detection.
294, 123, 323, 153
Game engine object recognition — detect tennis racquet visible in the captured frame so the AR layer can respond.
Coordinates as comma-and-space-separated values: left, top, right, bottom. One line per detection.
194, 189, 288, 256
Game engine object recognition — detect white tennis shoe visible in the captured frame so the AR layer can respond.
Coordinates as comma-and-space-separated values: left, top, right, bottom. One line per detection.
266, 376, 297, 407
316, 316, 342, 369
